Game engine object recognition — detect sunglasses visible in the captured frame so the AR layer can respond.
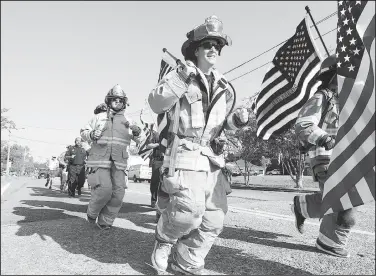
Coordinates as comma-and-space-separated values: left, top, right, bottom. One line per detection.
199, 41, 222, 51
111, 97, 125, 103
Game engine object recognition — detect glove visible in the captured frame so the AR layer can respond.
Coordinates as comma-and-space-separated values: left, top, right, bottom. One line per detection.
130, 125, 141, 137
318, 135, 336, 150
177, 63, 197, 84
90, 129, 102, 140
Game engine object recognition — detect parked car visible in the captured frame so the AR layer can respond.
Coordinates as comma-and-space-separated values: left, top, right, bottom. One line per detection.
128, 164, 152, 183
266, 169, 281, 175
38, 168, 48, 179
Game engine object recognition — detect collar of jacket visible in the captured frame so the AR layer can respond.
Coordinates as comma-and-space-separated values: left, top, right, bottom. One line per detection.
108, 109, 125, 118
186, 60, 229, 99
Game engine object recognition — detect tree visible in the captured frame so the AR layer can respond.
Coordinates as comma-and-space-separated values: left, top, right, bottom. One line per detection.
224, 111, 306, 188
1, 108, 16, 130
266, 128, 305, 188
223, 111, 271, 186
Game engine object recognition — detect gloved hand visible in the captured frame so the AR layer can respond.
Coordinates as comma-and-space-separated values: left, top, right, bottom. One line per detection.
318, 135, 336, 150
234, 108, 249, 124
177, 63, 197, 84
90, 129, 102, 140
130, 125, 141, 137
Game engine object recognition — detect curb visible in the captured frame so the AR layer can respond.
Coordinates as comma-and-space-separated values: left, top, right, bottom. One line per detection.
230, 183, 319, 193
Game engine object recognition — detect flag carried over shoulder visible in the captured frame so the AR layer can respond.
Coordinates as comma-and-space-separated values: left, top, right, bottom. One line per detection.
255, 16, 322, 140
321, 0, 375, 216
137, 54, 176, 160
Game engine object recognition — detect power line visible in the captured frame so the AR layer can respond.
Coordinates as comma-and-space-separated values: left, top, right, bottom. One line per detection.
224, 10, 337, 76
11, 135, 68, 146
229, 27, 337, 83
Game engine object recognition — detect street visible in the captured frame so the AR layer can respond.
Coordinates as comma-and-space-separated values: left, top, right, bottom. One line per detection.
1, 176, 375, 275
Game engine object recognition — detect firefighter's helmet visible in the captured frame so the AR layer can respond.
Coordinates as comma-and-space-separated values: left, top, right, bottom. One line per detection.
181, 15, 232, 58
104, 84, 129, 107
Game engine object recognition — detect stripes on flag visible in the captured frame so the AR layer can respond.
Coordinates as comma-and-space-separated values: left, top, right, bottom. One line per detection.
158, 59, 174, 83
137, 57, 176, 160
321, 0, 375, 216
255, 16, 322, 140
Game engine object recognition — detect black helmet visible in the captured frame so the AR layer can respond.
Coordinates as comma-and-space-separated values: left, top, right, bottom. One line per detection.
317, 54, 336, 81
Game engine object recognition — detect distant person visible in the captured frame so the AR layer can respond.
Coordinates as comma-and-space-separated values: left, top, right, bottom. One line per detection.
57, 148, 69, 193
45, 156, 59, 189
145, 126, 163, 209
64, 137, 88, 197
81, 84, 142, 230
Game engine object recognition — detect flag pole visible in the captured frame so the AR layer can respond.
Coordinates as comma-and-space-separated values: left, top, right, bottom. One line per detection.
305, 6, 330, 57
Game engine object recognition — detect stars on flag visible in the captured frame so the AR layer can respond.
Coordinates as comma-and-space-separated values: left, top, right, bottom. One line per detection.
273, 20, 314, 82
336, 0, 366, 77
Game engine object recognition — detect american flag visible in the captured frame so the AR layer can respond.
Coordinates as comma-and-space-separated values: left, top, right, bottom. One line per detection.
137, 57, 175, 160
255, 16, 322, 140
321, 0, 375, 216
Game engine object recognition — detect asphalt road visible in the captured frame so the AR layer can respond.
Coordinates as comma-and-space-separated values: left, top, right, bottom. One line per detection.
1, 176, 375, 275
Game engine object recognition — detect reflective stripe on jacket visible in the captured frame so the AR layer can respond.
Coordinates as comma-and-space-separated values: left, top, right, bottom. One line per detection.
80, 110, 142, 170
295, 89, 339, 168
148, 61, 242, 171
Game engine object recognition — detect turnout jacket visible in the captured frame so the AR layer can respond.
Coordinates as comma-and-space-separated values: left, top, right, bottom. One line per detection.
148, 61, 243, 172
295, 88, 339, 169
80, 109, 142, 171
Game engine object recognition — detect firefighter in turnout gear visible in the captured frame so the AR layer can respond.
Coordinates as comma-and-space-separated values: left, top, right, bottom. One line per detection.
292, 54, 357, 258
81, 84, 142, 230
148, 15, 249, 274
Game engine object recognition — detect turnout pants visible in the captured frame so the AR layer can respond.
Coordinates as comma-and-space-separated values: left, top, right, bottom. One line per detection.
296, 165, 356, 249
156, 162, 231, 270
67, 165, 85, 196
87, 162, 127, 226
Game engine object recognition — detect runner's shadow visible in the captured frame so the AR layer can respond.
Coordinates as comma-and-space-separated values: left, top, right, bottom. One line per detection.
12, 205, 156, 274
13, 201, 312, 275
219, 226, 318, 253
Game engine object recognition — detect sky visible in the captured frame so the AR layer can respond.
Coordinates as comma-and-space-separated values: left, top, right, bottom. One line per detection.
1, 1, 337, 162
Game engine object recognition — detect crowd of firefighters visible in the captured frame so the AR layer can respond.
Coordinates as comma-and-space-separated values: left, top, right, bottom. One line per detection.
39, 14, 357, 275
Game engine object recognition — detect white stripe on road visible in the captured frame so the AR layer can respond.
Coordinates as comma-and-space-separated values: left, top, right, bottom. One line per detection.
1, 182, 11, 196
127, 189, 375, 237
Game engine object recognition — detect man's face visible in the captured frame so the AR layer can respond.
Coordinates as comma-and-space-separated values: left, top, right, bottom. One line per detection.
52, 157, 56, 161
75, 138, 82, 147
110, 97, 125, 111
195, 39, 222, 66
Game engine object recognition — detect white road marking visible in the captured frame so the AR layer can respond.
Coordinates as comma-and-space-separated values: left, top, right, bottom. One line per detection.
1, 182, 11, 196
127, 189, 375, 237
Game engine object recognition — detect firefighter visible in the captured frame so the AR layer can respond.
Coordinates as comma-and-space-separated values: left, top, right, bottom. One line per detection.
81, 84, 142, 230
148, 15, 249, 274
292, 54, 357, 258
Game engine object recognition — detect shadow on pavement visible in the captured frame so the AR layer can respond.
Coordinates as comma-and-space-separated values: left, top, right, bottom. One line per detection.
220, 226, 318, 253
13, 198, 313, 275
